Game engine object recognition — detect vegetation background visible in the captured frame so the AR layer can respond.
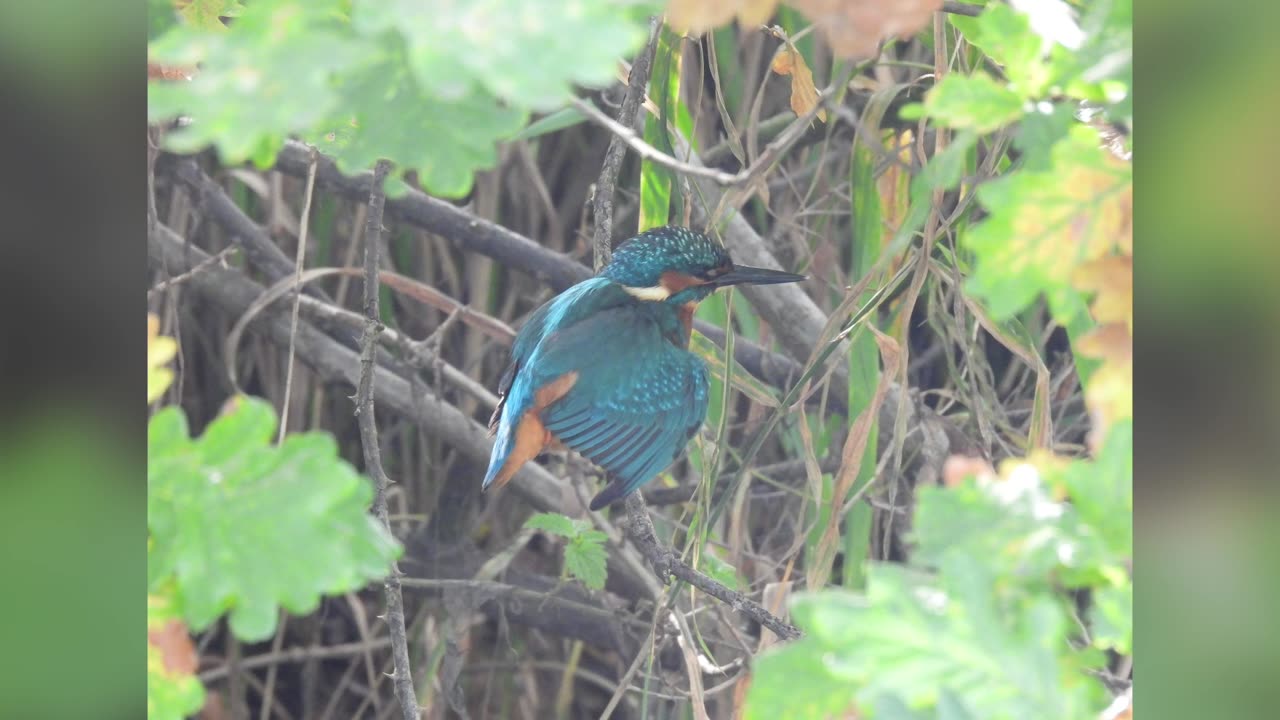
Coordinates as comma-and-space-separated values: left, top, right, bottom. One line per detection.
142, 1, 1136, 718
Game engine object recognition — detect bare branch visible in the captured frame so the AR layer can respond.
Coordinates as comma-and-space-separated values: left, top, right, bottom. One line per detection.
353, 159, 421, 720
592, 16, 661, 269
622, 494, 801, 641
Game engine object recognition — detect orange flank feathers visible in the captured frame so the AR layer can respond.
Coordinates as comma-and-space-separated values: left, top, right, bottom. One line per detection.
485, 371, 578, 490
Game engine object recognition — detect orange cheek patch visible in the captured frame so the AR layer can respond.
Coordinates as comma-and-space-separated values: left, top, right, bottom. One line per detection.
660, 271, 705, 294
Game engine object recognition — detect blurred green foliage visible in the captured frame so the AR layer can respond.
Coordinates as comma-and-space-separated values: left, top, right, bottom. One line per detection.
746, 1, 1132, 718
147, 0, 660, 196
749, 423, 1132, 720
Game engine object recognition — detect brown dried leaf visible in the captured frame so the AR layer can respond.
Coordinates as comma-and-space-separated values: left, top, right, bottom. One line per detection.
1075, 322, 1132, 452
1074, 254, 1132, 330
666, 0, 781, 34
791, 0, 942, 59
942, 455, 996, 487
808, 327, 900, 590
770, 44, 828, 122
148, 619, 198, 676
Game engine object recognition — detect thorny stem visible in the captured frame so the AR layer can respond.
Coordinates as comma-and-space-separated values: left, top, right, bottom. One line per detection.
355, 158, 422, 720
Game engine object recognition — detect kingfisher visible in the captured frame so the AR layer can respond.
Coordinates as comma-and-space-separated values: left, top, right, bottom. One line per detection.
482, 226, 805, 510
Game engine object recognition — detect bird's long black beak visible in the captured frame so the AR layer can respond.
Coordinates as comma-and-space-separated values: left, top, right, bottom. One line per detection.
712, 265, 806, 287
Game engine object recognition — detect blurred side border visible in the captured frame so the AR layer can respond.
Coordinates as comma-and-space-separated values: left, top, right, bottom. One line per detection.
0, 0, 147, 716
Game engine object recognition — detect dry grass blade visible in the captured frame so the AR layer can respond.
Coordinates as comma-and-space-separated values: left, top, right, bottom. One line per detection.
807, 327, 900, 590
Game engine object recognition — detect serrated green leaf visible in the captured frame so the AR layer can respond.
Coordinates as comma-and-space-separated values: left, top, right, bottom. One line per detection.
923, 72, 1026, 133
353, 0, 650, 112
312, 45, 527, 196
308, 46, 526, 198
147, 396, 401, 641
565, 534, 608, 590
524, 511, 579, 538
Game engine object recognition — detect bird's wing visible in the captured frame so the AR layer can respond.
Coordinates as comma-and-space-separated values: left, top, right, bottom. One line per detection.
530, 307, 710, 510
490, 278, 630, 433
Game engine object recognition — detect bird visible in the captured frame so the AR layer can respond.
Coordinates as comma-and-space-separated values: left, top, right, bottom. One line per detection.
482, 225, 805, 511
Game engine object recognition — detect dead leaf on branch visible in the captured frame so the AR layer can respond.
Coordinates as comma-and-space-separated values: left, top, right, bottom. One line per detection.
770, 43, 828, 122
791, 0, 942, 59
666, 0, 780, 34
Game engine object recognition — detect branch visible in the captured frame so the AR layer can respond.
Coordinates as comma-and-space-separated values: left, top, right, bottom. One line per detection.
942, 1, 982, 17
592, 16, 661, 269
622, 494, 801, 641
167, 157, 334, 303
354, 159, 420, 720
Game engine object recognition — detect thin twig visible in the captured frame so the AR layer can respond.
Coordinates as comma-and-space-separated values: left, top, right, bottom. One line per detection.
147, 246, 239, 297
622, 493, 801, 641
257, 613, 288, 720
279, 149, 319, 443
354, 158, 421, 720
592, 16, 661, 270
574, 96, 742, 186
200, 637, 395, 683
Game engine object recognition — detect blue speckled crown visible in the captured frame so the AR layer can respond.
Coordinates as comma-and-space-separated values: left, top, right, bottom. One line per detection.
601, 226, 730, 287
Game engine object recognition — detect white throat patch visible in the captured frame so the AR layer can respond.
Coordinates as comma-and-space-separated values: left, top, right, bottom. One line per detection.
621, 284, 671, 301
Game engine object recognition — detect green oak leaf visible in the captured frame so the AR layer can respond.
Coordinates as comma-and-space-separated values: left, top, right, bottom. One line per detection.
309, 47, 526, 198
148, 0, 363, 165
353, 0, 652, 111
147, 397, 401, 641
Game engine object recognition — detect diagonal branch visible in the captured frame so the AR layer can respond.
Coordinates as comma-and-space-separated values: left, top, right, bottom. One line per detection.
352, 159, 421, 720
622, 494, 801, 641
592, 16, 661, 269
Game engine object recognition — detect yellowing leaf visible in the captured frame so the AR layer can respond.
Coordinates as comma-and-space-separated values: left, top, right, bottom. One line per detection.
1075, 322, 1132, 453
147, 314, 178, 403
666, 0, 781, 34
770, 44, 827, 122
175, 0, 244, 31
1074, 254, 1132, 330
791, 0, 942, 59
964, 126, 1133, 321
